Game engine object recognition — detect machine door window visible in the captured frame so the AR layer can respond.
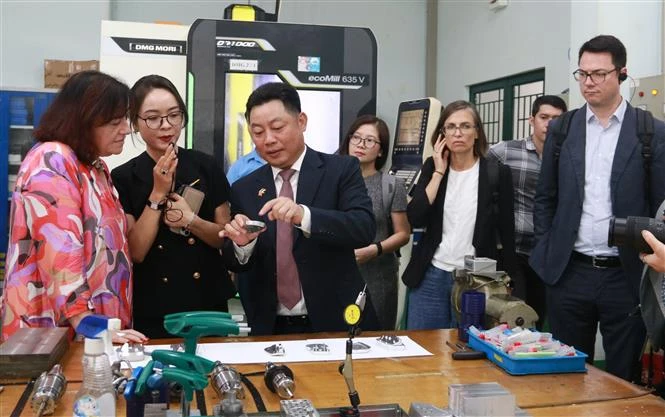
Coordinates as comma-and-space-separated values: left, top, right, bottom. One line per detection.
470, 69, 545, 144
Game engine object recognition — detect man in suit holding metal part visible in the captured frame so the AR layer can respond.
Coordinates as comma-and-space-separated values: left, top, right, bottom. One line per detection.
220, 82, 379, 335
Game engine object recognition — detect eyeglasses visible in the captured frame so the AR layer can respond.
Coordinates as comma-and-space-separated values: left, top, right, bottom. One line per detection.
350, 134, 381, 149
572, 68, 618, 84
442, 123, 476, 135
138, 111, 184, 130
162, 199, 184, 223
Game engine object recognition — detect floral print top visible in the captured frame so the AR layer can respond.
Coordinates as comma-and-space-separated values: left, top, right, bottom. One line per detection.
1, 141, 132, 341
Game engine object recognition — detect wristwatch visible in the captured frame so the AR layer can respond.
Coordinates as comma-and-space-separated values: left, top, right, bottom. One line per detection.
146, 199, 165, 211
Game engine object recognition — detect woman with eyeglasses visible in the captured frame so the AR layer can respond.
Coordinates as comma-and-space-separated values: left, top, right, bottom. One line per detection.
339, 115, 411, 330
1, 71, 146, 344
402, 100, 517, 330
111, 75, 235, 338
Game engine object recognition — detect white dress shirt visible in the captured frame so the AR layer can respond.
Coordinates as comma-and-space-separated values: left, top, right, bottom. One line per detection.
233, 147, 311, 315
574, 99, 627, 256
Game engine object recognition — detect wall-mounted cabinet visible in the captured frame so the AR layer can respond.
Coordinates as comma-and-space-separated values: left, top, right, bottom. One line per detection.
0, 88, 57, 280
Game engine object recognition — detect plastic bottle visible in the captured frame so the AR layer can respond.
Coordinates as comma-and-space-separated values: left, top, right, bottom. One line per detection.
73, 338, 116, 416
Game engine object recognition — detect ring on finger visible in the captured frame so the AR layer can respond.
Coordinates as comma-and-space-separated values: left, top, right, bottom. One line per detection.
161, 169, 168, 175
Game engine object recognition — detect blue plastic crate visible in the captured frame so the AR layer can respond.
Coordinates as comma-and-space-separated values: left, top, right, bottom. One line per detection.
467, 331, 588, 375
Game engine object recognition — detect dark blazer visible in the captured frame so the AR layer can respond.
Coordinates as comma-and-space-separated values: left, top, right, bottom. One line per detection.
112, 149, 236, 338
222, 148, 379, 335
402, 156, 517, 288
530, 103, 665, 292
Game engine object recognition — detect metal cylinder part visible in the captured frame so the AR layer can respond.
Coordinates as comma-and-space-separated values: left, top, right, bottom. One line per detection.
30, 364, 67, 417
264, 362, 295, 399
210, 362, 245, 399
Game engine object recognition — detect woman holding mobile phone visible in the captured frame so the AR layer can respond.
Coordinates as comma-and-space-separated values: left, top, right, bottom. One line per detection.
111, 75, 235, 338
402, 100, 517, 330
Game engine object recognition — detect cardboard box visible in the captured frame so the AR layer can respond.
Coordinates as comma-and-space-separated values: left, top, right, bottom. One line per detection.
44, 59, 99, 89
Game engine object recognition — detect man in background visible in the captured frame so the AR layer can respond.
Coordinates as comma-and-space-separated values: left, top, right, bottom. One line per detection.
488, 95, 567, 329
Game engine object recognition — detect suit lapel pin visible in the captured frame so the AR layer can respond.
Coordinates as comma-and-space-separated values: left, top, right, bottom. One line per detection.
258, 188, 266, 197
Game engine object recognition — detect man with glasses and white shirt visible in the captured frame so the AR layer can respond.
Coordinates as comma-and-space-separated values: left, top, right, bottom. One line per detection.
530, 35, 665, 382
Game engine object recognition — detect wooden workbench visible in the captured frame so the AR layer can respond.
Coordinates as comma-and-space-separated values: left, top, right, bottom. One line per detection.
1, 329, 662, 416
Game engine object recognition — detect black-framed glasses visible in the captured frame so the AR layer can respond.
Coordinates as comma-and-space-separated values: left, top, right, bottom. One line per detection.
350, 134, 380, 149
442, 123, 476, 135
572, 68, 618, 84
162, 199, 184, 223
138, 111, 184, 130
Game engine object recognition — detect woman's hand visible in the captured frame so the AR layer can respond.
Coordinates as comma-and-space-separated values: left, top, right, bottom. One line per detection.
641, 230, 665, 273
355, 245, 378, 264
163, 193, 195, 229
432, 133, 450, 174
111, 328, 149, 344
152, 144, 178, 201
425, 134, 449, 204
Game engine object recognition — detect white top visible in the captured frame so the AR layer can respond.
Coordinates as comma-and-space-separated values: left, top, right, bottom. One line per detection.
574, 99, 627, 256
432, 160, 479, 271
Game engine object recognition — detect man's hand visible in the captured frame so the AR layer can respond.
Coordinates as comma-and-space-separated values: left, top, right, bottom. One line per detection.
219, 214, 265, 247
641, 230, 665, 273
355, 245, 378, 264
259, 196, 304, 225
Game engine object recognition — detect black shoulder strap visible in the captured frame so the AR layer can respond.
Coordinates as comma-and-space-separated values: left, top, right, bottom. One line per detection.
636, 108, 654, 199
551, 109, 578, 174
549, 109, 578, 202
487, 157, 500, 205
486, 158, 501, 247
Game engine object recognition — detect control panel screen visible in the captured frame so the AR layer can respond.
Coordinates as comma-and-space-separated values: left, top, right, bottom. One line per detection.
395, 109, 425, 147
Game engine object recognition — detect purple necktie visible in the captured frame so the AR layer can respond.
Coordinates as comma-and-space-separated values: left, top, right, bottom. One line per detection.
276, 169, 301, 309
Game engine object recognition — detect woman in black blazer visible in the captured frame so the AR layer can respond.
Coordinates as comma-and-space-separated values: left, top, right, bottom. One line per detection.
403, 100, 516, 330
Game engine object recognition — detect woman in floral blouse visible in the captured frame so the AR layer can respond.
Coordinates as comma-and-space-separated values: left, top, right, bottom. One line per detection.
1, 71, 146, 344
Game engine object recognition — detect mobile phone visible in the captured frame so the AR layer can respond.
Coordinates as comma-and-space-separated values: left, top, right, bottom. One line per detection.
243, 220, 266, 233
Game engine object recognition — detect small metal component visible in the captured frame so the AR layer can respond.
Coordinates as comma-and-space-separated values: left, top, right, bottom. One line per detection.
279, 399, 319, 417
352, 341, 371, 353
170, 343, 185, 352
305, 343, 330, 354
264, 362, 295, 399
143, 402, 168, 417
265, 343, 286, 356
30, 364, 67, 417
243, 220, 266, 233
209, 362, 245, 399
112, 376, 128, 397
376, 335, 405, 349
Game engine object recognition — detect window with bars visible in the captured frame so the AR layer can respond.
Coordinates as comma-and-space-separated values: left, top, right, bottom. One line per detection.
470, 69, 545, 144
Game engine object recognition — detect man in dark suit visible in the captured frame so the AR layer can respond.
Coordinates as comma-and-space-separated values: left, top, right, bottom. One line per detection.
220, 82, 378, 335
530, 35, 665, 382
